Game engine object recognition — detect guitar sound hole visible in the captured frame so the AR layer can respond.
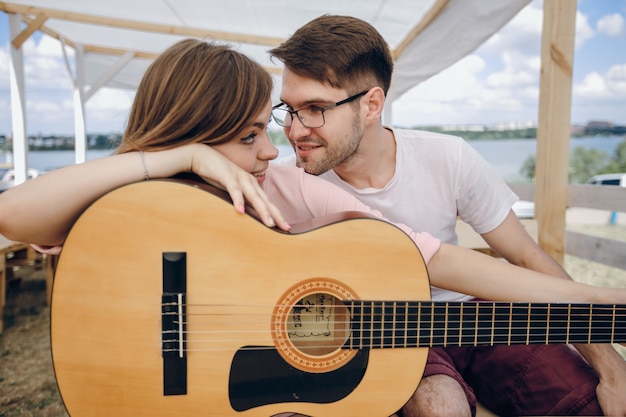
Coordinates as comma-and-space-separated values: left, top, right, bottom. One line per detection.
286, 293, 350, 356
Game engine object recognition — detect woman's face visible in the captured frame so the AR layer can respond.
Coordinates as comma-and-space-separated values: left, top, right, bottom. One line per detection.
212, 100, 279, 185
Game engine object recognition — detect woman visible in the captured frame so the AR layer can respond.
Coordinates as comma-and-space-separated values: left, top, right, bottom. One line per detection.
0, 39, 621, 303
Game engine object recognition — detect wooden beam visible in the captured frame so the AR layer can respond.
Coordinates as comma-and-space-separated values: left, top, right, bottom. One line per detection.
507, 183, 626, 213
568, 184, 626, 212
11, 6, 284, 77
11, 10, 46, 48
0, 2, 285, 46
19, 13, 159, 60
565, 231, 626, 270
507, 183, 534, 201
393, 0, 450, 59
534, 0, 577, 264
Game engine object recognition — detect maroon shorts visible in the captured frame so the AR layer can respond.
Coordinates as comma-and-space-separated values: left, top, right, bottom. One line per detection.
423, 344, 602, 416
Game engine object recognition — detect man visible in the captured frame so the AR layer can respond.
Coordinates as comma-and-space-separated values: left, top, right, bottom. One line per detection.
269, 15, 626, 417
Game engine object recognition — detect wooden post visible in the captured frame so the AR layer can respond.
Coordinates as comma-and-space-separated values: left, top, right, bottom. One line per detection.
535, 0, 577, 264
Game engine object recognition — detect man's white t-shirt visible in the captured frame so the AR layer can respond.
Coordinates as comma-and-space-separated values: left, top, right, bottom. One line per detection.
276, 128, 518, 301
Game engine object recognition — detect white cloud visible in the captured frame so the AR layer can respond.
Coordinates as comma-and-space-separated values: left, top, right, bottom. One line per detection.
481, 1, 543, 55
575, 10, 595, 48
391, 55, 486, 126
597, 13, 625, 37
574, 64, 626, 98
571, 63, 626, 125
391, 1, 546, 127
606, 63, 626, 93
420, 55, 485, 101
1, 33, 134, 134
485, 51, 539, 89
85, 88, 134, 133
24, 34, 67, 58
22, 36, 72, 89
392, 0, 626, 127
574, 72, 610, 97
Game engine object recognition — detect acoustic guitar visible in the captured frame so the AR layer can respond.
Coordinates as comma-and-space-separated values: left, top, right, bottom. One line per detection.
51, 179, 625, 417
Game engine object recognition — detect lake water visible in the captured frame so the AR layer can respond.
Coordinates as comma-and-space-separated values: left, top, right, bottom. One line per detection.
470, 136, 625, 182
17, 135, 626, 182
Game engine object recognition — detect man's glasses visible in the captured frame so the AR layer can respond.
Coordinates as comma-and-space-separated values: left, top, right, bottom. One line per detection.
272, 90, 369, 129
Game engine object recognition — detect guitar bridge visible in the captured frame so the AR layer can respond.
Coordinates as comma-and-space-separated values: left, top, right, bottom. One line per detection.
161, 252, 187, 396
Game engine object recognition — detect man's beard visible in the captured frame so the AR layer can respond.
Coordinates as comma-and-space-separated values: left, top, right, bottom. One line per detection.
296, 114, 363, 176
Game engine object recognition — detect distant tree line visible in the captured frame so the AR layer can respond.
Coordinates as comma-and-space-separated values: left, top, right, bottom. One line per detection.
418, 124, 626, 140
0, 133, 123, 152
0, 124, 623, 152
1, 132, 287, 151
520, 137, 626, 184
584, 125, 626, 136
420, 126, 538, 140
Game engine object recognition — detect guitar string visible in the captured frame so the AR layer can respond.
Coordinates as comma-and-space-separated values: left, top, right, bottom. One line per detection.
161, 323, 624, 349
171, 302, 625, 307
165, 338, 626, 351
161, 324, 626, 349
162, 305, 626, 327
162, 323, 626, 350
162, 341, 626, 353
161, 332, 626, 353
170, 330, 624, 338
163, 326, 625, 335
160, 303, 625, 351
161, 325, 626, 348
163, 311, 626, 322
164, 303, 626, 313
165, 303, 626, 314
165, 316, 626, 324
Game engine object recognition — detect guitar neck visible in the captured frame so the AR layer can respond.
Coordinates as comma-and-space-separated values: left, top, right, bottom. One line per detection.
345, 301, 626, 349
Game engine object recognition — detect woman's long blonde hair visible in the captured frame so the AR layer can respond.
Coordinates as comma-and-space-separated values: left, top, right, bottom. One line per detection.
116, 39, 273, 154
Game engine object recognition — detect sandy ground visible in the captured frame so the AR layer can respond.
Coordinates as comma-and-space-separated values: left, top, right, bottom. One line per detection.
566, 207, 626, 226
0, 266, 67, 417
0, 210, 625, 416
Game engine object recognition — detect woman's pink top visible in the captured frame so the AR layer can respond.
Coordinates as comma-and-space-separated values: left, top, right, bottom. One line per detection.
263, 164, 440, 264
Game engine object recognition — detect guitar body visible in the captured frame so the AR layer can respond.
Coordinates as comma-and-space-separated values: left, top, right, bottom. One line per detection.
51, 179, 431, 417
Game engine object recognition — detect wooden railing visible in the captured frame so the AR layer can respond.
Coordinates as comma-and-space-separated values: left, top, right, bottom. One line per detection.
0, 236, 41, 333
508, 183, 626, 271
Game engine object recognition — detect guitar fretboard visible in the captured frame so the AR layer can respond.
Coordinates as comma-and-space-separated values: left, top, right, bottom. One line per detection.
344, 301, 626, 349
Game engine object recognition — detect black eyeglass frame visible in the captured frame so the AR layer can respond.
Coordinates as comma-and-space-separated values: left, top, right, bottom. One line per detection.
272, 89, 369, 128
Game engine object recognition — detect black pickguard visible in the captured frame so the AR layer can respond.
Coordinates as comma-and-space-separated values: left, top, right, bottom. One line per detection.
228, 347, 369, 411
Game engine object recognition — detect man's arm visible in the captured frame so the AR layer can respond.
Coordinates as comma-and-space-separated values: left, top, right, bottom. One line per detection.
480, 210, 568, 278
481, 210, 626, 416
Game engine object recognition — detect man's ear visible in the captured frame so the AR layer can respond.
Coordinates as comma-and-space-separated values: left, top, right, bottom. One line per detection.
363, 87, 386, 123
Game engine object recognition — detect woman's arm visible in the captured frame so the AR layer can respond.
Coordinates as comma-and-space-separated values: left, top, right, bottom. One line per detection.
0, 144, 288, 247
427, 243, 624, 304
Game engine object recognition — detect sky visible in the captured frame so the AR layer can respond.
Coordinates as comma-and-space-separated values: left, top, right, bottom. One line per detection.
0, 0, 625, 136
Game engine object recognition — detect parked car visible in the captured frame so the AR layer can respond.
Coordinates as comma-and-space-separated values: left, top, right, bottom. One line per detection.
512, 200, 535, 219
512, 173, 626, 221
586, 173, 626, 187
586, 173, 625, 224
0, 168, 40, 192
1, 168, 40, 182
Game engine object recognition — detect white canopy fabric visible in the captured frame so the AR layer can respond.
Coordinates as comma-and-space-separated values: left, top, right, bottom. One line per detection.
1, 0, 530, 183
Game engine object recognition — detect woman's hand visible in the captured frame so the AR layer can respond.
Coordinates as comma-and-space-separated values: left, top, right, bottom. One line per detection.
31, 244, 62, 255
185, 144, 291, 231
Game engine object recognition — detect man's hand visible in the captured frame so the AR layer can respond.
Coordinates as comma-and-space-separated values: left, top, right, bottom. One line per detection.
577, 344, 626, 416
